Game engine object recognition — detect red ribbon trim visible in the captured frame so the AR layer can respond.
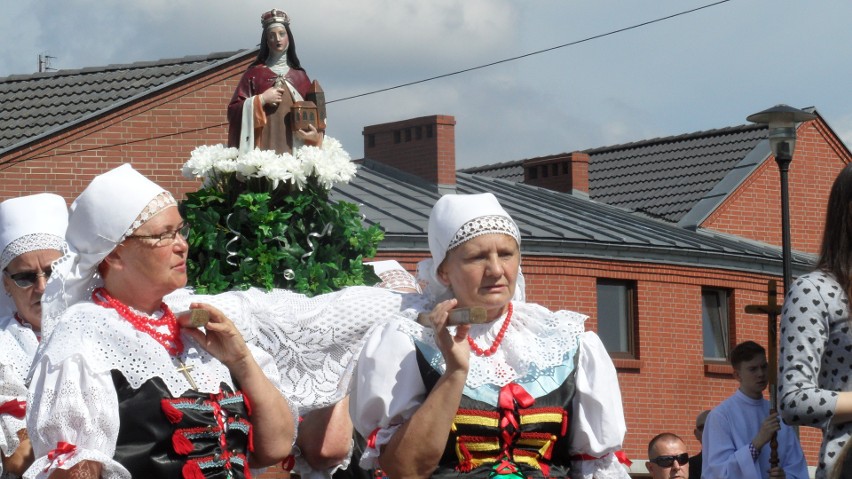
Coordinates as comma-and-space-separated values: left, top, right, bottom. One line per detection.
0, 399, 26, 419
572, 450, 632, 467
44, 441, 77, 472
367, 427, 381, 449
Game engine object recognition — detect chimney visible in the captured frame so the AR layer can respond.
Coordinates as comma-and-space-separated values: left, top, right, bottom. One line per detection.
363, 115, 456, 186
522, 151, 589, 194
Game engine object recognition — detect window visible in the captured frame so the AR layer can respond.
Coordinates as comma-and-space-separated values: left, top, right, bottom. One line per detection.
702, 288, 731, 360
393, 130, 401, 144
596, 279, 637, 357
366, 134, 375, 148
528, 167, 538, 180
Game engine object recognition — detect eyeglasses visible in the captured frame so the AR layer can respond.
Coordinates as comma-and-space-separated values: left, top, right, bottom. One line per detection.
125, 222, 191, 247
649, 453, 689, 468
3, 266, 53, 288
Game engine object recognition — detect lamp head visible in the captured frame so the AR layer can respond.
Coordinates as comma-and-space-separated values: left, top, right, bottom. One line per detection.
747, 104, 817, 158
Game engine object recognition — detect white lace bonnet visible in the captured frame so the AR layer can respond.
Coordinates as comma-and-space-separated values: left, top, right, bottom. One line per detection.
416, 193, 524, 302
41, 164, 176, 327
0, 193, 69, 316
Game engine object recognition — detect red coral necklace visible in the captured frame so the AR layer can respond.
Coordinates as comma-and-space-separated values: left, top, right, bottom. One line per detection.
92, 287, 184, 356
467, 302, 513, 357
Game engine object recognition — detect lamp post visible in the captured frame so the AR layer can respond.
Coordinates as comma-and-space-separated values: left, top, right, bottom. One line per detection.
746, 104, 816, 293
746, 104, 816, 470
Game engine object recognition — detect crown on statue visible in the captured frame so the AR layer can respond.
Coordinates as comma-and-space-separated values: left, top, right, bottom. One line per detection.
261, 9, 290, 29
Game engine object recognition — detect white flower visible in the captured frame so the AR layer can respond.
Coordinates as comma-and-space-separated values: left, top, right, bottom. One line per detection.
184, 136, 355, 190
182, 144, 239, 179
259, 153, 298, 189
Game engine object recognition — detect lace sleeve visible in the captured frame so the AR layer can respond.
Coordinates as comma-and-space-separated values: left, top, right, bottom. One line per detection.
0, 363, 27, 461
570, 332, 630, 479
25, 354, 131, 479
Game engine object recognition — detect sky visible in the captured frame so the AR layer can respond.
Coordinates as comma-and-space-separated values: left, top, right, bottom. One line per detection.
2, 0, 851, 168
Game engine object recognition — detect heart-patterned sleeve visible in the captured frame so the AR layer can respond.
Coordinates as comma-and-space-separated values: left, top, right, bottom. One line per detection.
778, 271, 851, 475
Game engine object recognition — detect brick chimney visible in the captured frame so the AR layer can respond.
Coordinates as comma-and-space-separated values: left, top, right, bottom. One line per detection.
363, 115, 456, 186
522, 152, 589, 194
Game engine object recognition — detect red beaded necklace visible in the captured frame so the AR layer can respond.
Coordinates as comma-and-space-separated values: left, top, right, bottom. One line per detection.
92, 287, 184, 356
467, 302, 513, 357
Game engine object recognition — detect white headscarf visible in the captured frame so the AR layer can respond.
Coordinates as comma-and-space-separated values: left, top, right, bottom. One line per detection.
0, 193, 68, 317
41, 164, 176, 331
416, 193, 525, 303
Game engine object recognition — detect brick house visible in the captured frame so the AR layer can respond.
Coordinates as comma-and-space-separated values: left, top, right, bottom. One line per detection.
2, 49, 850, 476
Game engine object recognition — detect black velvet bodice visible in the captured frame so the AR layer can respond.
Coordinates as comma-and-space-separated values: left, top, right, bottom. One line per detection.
111, 370, 252, 479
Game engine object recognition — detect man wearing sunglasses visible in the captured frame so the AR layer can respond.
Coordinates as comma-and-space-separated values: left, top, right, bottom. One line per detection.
646, 433, 690, 479
702, 341, 808, 479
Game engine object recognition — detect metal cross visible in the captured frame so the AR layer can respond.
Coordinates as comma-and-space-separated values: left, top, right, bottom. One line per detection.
176, 359, 198, 391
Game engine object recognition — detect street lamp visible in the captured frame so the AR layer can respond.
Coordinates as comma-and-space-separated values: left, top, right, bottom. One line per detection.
746, 104, 816, 293
746, 104, 816, 470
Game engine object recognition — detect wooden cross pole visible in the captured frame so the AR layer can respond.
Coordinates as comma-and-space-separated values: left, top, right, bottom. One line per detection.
745, 279, 781, 470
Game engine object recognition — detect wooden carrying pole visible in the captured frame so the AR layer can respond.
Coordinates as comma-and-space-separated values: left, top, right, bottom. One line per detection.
745, 280, 780, 470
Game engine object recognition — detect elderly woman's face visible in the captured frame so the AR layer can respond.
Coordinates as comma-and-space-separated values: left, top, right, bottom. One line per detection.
438, 233, 519, 318
112, 207, 188, 298
266, 26, 289, 54
3, 249, 63, 329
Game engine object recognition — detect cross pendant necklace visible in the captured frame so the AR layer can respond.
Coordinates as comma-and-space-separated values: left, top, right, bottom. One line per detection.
176, 358, 198, 391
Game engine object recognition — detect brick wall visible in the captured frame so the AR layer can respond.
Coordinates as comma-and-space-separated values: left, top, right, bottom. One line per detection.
701, 120, 851, 255
362, 115, 457, 185
523, 152, 590, 194
0, 56, 255, 202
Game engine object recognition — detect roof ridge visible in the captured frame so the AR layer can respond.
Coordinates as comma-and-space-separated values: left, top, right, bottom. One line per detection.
583, 123, 765, 154
0, 49, 252, 83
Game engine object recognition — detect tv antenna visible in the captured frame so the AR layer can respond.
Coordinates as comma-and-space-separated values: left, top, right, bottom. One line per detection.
38, 53, 57, 72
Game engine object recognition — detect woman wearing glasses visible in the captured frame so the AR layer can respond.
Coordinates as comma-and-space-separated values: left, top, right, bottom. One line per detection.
0, 193, 67, 479
349, 193, 630, 478
26, 164, 295, 479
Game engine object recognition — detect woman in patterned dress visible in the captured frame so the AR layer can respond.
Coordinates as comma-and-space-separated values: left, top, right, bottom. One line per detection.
780, 163, 852, 479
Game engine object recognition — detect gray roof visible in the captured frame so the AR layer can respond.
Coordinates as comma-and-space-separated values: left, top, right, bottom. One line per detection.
460, 124, 773, 226
334, 159, 815, 277
586, 124, 769, 224
0, 50, 249, 154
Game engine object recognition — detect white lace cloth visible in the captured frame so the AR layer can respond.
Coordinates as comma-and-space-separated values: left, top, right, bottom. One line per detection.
0, 315, 38, 479
350, 301, 630, 479
24, 298, 288, 479
166, 285, 405, 412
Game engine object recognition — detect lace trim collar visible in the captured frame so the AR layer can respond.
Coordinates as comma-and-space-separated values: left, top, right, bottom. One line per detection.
33, 302, 233, 397
396, 301, 586, 389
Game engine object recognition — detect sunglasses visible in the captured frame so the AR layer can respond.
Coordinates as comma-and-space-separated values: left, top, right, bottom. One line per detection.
649, 453, 689, 468
4, 266, 53, 288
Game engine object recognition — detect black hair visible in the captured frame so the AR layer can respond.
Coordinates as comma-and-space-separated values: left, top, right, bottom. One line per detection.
730, 340, 765, 369
817, 163, 852, 302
